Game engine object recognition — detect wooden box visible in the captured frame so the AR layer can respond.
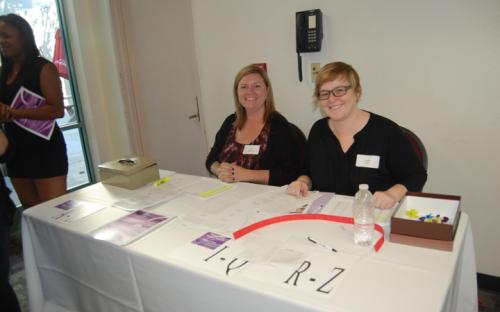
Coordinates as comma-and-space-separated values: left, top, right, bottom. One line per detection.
98, 156, 159, 190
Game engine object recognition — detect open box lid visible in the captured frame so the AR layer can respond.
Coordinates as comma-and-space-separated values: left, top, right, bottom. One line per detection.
391, 192, 461, 241
98, 156, 157, 176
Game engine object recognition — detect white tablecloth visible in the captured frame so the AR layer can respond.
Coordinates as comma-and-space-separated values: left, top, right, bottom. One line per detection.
22, 173, 478, 312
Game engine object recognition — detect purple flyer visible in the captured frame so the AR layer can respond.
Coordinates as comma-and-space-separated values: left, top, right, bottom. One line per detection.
307, 192, 334, 214
192, 232, 231, 249
91, 210, 172, 246
10, 86, 55, 140
55, 200, 79, 210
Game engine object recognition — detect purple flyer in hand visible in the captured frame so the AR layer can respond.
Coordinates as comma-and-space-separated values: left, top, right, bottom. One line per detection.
10, 86, 55, 140
192, 232, 231, 249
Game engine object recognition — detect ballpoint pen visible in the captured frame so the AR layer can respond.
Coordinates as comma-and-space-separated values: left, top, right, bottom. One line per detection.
307, 236, 337, 252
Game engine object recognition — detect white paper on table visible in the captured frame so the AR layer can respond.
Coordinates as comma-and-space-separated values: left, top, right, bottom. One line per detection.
185, 187, 322, 235
112, 184, 181, 211
242, 249, 356, 297
166, 174, 199, 189
321, 196, 353, 217
241, 186, 322, 215
234, 230, 360, 296
90, 210, 175, 246
189, 201, 268, 235
169, 234, 278, 277
52, 199, 107, 223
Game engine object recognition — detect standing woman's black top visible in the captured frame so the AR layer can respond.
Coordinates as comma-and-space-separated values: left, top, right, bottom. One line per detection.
0, 57, 68, 178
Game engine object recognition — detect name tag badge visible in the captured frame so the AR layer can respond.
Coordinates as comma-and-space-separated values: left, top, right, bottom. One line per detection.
355, 154, 380, 169
243, 144, 260, 155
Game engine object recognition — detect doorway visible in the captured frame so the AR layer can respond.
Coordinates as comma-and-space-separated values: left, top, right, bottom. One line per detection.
111, 0, 209, 176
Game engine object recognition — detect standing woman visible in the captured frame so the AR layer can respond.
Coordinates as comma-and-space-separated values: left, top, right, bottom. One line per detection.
206, 64, 304, 186
288, 61, 427, 208
0, 14, 67, 208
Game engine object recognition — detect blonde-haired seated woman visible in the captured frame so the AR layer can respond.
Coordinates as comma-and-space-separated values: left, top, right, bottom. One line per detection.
287, 61, 427, 208
206, 64, 304, 186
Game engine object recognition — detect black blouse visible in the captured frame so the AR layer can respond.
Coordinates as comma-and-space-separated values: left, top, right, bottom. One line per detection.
306, 113, 427, 195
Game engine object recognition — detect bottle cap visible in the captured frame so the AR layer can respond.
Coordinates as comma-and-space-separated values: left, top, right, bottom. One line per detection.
359, 184, 369, 190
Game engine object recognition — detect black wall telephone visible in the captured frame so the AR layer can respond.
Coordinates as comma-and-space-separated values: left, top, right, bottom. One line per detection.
296, 9, 323, 81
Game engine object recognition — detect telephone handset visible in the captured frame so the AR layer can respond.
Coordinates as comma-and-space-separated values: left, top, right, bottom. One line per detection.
296, 9, 323, 81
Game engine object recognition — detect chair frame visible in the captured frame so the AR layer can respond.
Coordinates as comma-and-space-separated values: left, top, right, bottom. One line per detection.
401, 126, 428, 170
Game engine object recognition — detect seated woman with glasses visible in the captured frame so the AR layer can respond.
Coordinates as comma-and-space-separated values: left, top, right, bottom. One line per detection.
287, 61, 427, 208
206, 64, 304, 186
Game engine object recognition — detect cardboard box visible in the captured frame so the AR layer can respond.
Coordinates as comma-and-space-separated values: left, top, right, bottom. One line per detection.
390, 192, 461, 250
98, 156, 160, 190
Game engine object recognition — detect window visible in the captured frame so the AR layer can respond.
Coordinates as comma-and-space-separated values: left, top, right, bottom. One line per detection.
1, 0, 94, 206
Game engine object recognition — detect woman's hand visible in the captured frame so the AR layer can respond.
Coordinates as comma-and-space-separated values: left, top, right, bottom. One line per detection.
211, 162, 269, 184
0, 104, 13, 122
373, 191, 398, 209
373, 184, 407, 209
217, 162, 247, 183
287, 176, 311, 198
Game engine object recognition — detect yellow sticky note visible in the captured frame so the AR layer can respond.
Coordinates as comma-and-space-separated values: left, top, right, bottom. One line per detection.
199, 184, 232, 198
153, 176, 171, 187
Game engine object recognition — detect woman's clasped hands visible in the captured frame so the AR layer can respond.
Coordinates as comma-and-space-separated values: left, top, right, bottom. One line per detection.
215, 162, 247, 183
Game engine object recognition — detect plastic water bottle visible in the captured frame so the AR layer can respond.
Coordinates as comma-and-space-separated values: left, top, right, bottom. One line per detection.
353, 184, 375, 246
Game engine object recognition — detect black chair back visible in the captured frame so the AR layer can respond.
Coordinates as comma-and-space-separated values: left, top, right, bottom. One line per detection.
288, 122, 307, 168
401, 126, 428, 170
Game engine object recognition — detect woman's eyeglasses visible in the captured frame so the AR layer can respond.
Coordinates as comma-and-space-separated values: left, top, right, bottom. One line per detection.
317, 85, 352, 100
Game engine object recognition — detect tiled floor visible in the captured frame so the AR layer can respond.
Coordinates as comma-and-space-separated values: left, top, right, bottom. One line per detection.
7, 235, 500, 312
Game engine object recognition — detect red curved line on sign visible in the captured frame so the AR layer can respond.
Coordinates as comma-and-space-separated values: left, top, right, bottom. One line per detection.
233, 213, 385, 252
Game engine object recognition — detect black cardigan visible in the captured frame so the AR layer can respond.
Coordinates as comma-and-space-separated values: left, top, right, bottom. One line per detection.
205, 113, 304, 186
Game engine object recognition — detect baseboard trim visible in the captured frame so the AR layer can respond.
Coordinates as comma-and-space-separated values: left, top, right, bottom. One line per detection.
478, 273, 500, 292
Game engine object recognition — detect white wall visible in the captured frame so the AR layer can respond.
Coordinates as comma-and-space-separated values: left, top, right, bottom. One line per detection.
192, 0, 500, 276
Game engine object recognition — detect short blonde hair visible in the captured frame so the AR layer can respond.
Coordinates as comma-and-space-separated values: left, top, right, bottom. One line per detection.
233, 64, 276, 129
314, 61, 362, 99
